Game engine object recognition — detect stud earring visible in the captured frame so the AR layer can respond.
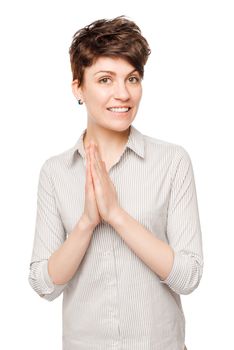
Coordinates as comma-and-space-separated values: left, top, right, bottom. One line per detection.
78, 99, 83, 105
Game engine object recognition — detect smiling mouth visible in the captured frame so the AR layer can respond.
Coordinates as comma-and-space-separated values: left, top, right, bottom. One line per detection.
107, 107, 131, 113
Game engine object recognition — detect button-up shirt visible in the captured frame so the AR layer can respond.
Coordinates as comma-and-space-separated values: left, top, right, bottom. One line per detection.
28, 124, 203, 350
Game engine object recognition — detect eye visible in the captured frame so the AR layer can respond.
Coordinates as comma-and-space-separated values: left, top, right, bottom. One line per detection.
99, 77, 112, 84
129, 76, 140, 83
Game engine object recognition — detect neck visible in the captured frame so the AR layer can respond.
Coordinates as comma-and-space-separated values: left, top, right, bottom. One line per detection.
83, 122, 131, 160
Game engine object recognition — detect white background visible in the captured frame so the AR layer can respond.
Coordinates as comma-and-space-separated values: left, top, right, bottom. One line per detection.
0, 0, 233, 349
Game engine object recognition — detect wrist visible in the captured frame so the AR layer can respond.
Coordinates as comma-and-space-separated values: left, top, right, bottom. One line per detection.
79, 214, 97, 232
107, 206, 125, 227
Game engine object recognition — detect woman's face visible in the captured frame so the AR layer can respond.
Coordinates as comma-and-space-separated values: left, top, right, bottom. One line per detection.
72, 56, 143, 131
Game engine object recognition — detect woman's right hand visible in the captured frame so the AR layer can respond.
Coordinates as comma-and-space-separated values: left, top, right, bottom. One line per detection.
82, 144, 102, 228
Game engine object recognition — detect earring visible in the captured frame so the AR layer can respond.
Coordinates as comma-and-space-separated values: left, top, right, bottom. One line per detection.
78, 99, 83, 105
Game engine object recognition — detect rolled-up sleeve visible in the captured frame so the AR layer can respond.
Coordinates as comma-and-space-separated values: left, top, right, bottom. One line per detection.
28, 160, 68, 301
160, 147, 204, 295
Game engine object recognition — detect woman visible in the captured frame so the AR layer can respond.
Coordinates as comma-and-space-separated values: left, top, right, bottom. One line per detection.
28, 15, 203, 350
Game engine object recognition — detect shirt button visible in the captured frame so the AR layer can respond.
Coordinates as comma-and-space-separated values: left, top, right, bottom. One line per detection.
112, 341, 120, 347
110, 309, 118, 316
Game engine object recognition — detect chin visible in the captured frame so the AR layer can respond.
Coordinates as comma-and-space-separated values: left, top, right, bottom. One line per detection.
103, 118, 135, 132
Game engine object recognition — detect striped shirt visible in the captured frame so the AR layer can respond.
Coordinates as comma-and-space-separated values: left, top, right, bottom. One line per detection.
28, 124, 203, 350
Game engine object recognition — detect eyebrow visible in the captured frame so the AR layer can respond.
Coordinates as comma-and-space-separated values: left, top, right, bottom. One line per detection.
94, 69, 139, 76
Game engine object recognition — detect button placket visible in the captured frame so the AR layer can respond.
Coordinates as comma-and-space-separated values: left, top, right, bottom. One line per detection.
103, 246, 121, 344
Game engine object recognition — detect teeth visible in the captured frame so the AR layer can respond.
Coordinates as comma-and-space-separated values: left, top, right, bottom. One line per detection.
108, 107, 130, 112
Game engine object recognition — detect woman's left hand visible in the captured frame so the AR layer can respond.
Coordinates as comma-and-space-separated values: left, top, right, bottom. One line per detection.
88, 141, 121, 224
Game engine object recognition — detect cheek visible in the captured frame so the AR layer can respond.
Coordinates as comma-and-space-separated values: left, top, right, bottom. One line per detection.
133, 89, 142, 103
90, 88, 109, 105
131, 84, 142, 99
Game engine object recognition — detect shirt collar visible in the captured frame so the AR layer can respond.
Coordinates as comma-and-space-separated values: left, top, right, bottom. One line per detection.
69, 124, 145, 165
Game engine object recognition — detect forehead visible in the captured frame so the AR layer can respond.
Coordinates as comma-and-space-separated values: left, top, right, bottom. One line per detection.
86, 56, 137, 76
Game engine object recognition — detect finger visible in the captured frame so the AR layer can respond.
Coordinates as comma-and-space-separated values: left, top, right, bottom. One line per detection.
89, 145, 100, 184
93, 145, 103, 168
92, 144, 103, 173
86, 148, 92, 181
102, 160, 108, 174
90, 144, 101, 176
95, 147, 110, 179
90, 143, 108, 183
85, 147, 93, 187
93, 145, 108, 179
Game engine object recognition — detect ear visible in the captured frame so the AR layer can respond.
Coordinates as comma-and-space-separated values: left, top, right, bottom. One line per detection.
71, 79, 83, 101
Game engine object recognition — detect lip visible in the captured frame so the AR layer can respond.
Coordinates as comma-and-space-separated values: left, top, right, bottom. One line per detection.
106, 107, 131, 118
107, 106, 131, 108
107, 107, 132, 112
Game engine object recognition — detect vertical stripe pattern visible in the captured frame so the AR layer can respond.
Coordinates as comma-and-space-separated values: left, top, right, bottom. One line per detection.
28, 124, 203, 350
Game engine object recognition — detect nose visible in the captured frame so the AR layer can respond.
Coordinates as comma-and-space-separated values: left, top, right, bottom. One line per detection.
113, 81, 130, 101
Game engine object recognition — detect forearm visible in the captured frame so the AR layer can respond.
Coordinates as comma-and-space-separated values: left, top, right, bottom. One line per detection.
48, 215, 95, 285
109, 208, 174, 281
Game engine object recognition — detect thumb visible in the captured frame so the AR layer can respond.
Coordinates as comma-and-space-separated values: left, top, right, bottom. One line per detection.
85, 147, 94, 186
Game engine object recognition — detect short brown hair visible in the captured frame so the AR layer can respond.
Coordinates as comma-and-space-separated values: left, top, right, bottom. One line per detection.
69, 15, 151, 87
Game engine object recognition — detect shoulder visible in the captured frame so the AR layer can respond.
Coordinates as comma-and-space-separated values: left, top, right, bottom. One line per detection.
142, 133, 193, 182
39, 146, 75, 179
143, 133, 191, 162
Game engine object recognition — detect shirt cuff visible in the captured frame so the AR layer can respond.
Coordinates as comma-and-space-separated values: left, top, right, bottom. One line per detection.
159, 251, 188, 292
40, 260, 67, 297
